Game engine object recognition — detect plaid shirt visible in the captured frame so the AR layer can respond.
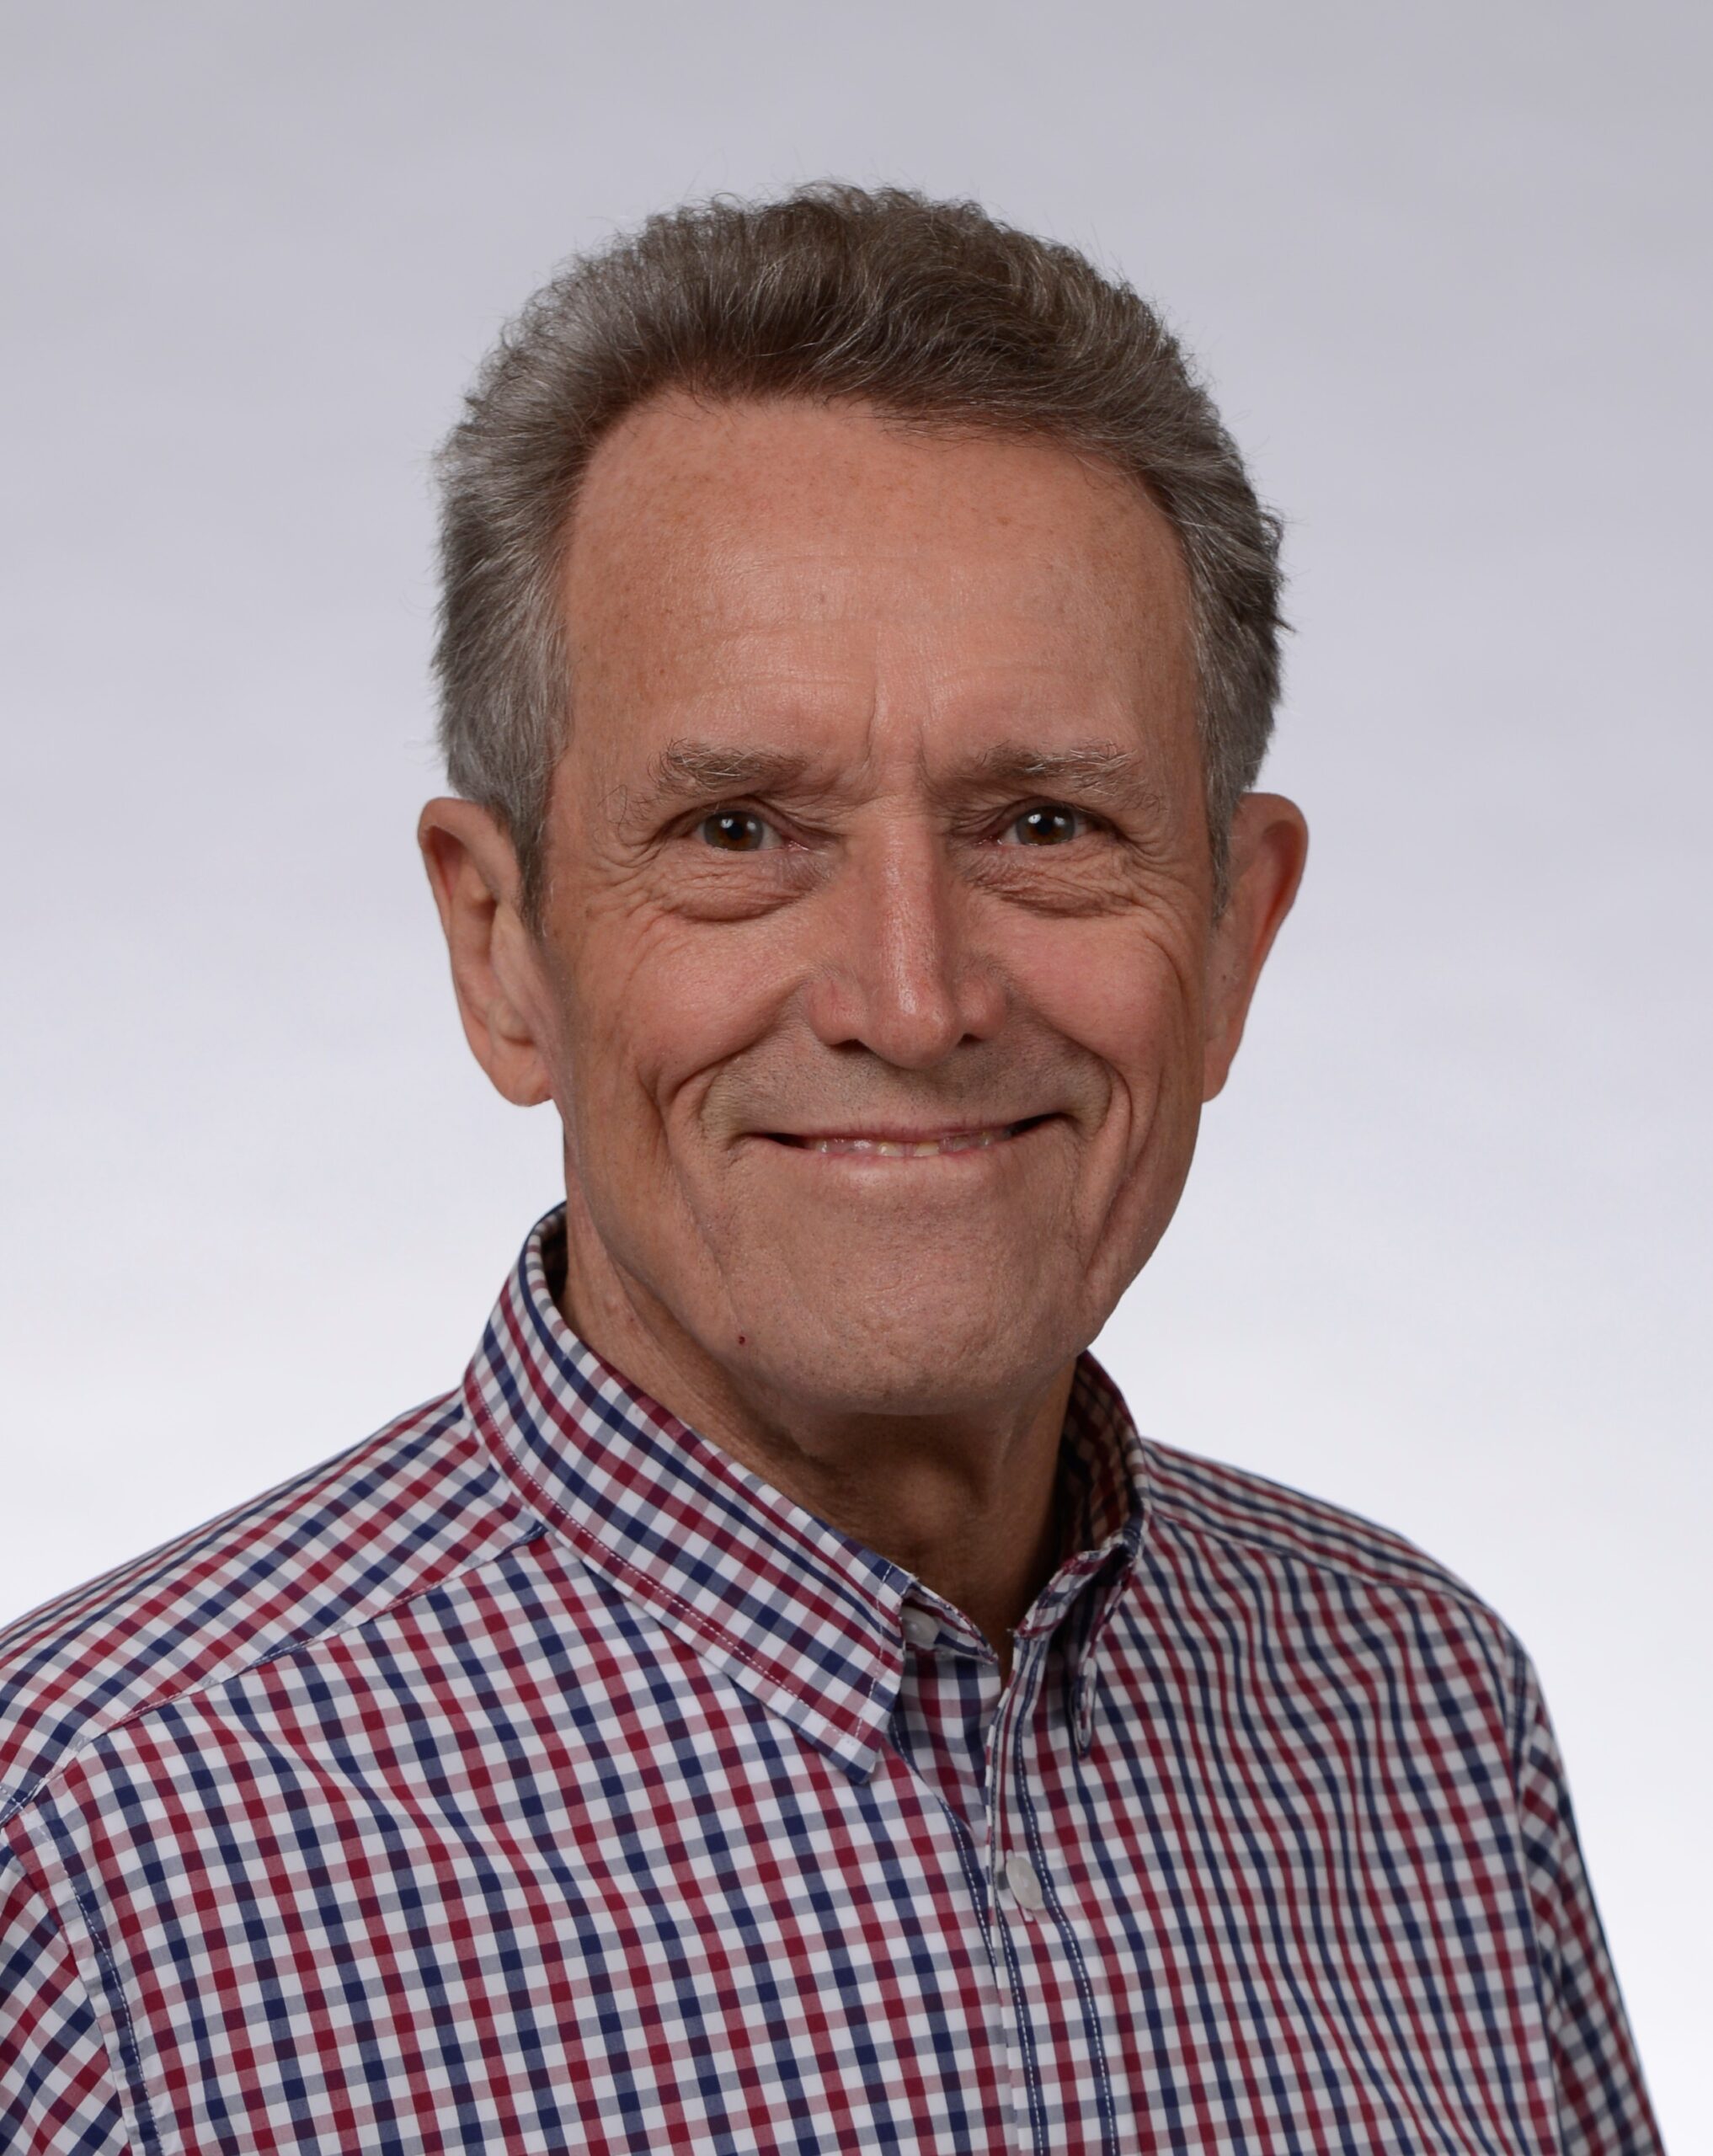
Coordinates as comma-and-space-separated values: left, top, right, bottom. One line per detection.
1, 1209, 1658, 2153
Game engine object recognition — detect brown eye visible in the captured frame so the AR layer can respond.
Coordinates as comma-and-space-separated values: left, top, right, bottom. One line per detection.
697, 809, 770, 852
1007, 804, 1084, 846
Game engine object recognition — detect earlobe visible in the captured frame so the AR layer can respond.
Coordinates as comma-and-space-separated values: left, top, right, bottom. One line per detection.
1201, 792, 1309, 1102
417, 798, 556, 1109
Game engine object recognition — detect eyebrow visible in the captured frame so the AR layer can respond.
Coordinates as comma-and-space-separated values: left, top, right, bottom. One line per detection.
628, 734, 1164, 819
960, 740, 1148, 803
642, 740, 813, 806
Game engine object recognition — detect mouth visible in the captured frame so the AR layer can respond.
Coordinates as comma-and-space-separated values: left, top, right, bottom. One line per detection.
762, 1115, 1054, 1159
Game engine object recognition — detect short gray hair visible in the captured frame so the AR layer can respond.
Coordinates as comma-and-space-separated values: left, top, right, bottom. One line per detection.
434, 184, 1284, 920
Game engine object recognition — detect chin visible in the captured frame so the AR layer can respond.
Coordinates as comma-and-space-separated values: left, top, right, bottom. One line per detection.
739, 1274, 1081, 1419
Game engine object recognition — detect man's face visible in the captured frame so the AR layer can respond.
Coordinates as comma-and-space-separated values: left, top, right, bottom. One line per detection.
510, 394, 1292, 1418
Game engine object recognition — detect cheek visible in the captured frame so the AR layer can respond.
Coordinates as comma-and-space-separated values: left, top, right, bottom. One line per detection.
1015, 915, 1207, 1109
558, 901, 796, 1140
1017, 920, 1210, 1294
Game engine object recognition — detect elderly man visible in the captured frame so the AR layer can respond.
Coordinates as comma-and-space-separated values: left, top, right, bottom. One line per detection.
0, 189, 1657, 2153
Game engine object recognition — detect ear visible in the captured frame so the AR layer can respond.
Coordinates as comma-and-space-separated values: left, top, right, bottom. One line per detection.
417, 797, 555, 1107
1201, 792, 1309, 1102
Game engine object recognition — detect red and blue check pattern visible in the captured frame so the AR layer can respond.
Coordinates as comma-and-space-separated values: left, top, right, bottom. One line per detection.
1, 1209, 1659, 2152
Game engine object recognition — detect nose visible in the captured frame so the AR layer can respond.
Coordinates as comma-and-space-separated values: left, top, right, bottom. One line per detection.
802, 824, 1006, 1068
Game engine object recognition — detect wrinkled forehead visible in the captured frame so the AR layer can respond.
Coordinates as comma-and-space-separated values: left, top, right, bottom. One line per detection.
557, 392, 1199, 786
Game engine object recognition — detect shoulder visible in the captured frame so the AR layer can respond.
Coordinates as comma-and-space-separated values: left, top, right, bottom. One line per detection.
1140, 1435, 1515, 1633
1135, 1438, 1534, 1746
0, 1388, 540, 1822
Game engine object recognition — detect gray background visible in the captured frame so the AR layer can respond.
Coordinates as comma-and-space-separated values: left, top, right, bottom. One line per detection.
3, 1, 1707, 2137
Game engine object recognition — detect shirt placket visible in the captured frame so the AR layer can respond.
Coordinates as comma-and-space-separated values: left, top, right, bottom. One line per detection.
897, 1598, 1118, 2156
985, 1620, 1120, 2156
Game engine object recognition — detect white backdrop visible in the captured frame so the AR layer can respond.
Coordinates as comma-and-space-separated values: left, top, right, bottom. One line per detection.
3, 1, 1707, 2138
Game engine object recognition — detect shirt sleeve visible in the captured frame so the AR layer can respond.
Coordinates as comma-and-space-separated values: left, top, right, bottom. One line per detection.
0, 1846, 131, 2155
1510, 1651, 1664, 2156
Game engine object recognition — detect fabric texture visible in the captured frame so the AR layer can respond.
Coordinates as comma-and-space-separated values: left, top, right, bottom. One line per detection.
0, 1208, 1660, 2153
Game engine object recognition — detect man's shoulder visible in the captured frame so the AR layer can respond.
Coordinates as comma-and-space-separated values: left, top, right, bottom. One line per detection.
1139, 1435, 1511, 1630
0, 1387, 537, 1822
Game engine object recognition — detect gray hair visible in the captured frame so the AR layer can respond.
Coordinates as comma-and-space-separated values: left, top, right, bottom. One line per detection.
434, 184, 1284, 920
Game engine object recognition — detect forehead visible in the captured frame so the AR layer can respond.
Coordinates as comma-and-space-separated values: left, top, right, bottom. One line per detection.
559, 392, 1196, 760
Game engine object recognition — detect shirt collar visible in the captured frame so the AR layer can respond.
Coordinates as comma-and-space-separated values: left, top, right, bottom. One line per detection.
465, 1208, 1150, 1779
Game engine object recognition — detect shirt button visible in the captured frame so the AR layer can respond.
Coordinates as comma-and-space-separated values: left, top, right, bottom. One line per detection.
900, 1607, 940, 1649
1004, 1853, 1046, 1913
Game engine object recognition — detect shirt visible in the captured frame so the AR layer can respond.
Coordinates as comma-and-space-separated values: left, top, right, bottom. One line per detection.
0, 1208, 1659, 2154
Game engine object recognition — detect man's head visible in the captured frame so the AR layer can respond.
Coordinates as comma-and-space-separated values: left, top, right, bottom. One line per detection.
420, 187, 1305, 1428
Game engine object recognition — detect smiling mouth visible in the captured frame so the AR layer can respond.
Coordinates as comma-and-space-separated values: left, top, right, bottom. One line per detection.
765, 1116, 1053, 1158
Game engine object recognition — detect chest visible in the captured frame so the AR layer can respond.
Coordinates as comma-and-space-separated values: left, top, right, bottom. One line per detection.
40, 1615, 1561, 2154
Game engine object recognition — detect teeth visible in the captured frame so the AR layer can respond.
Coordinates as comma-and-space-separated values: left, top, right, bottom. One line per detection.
803, 1125, 1018, 1157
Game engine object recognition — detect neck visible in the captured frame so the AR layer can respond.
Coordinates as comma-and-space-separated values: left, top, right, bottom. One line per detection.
552, 1214, 1074, 1679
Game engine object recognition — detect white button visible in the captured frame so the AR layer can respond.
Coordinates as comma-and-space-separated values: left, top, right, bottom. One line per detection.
900, 1607, 940, 1649
1004, 1853, 1046, 1913
1073, 1675, 1097, 1752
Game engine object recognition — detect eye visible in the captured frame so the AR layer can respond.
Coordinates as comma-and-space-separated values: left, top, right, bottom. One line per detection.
696, 808, 776, 852
1001, 803, 1089, 846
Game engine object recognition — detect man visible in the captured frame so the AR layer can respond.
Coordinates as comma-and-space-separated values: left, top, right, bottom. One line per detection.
0, 187, 1657, 2153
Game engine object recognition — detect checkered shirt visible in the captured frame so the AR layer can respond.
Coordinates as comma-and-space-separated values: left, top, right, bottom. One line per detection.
1, 1209, 1659, 2153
